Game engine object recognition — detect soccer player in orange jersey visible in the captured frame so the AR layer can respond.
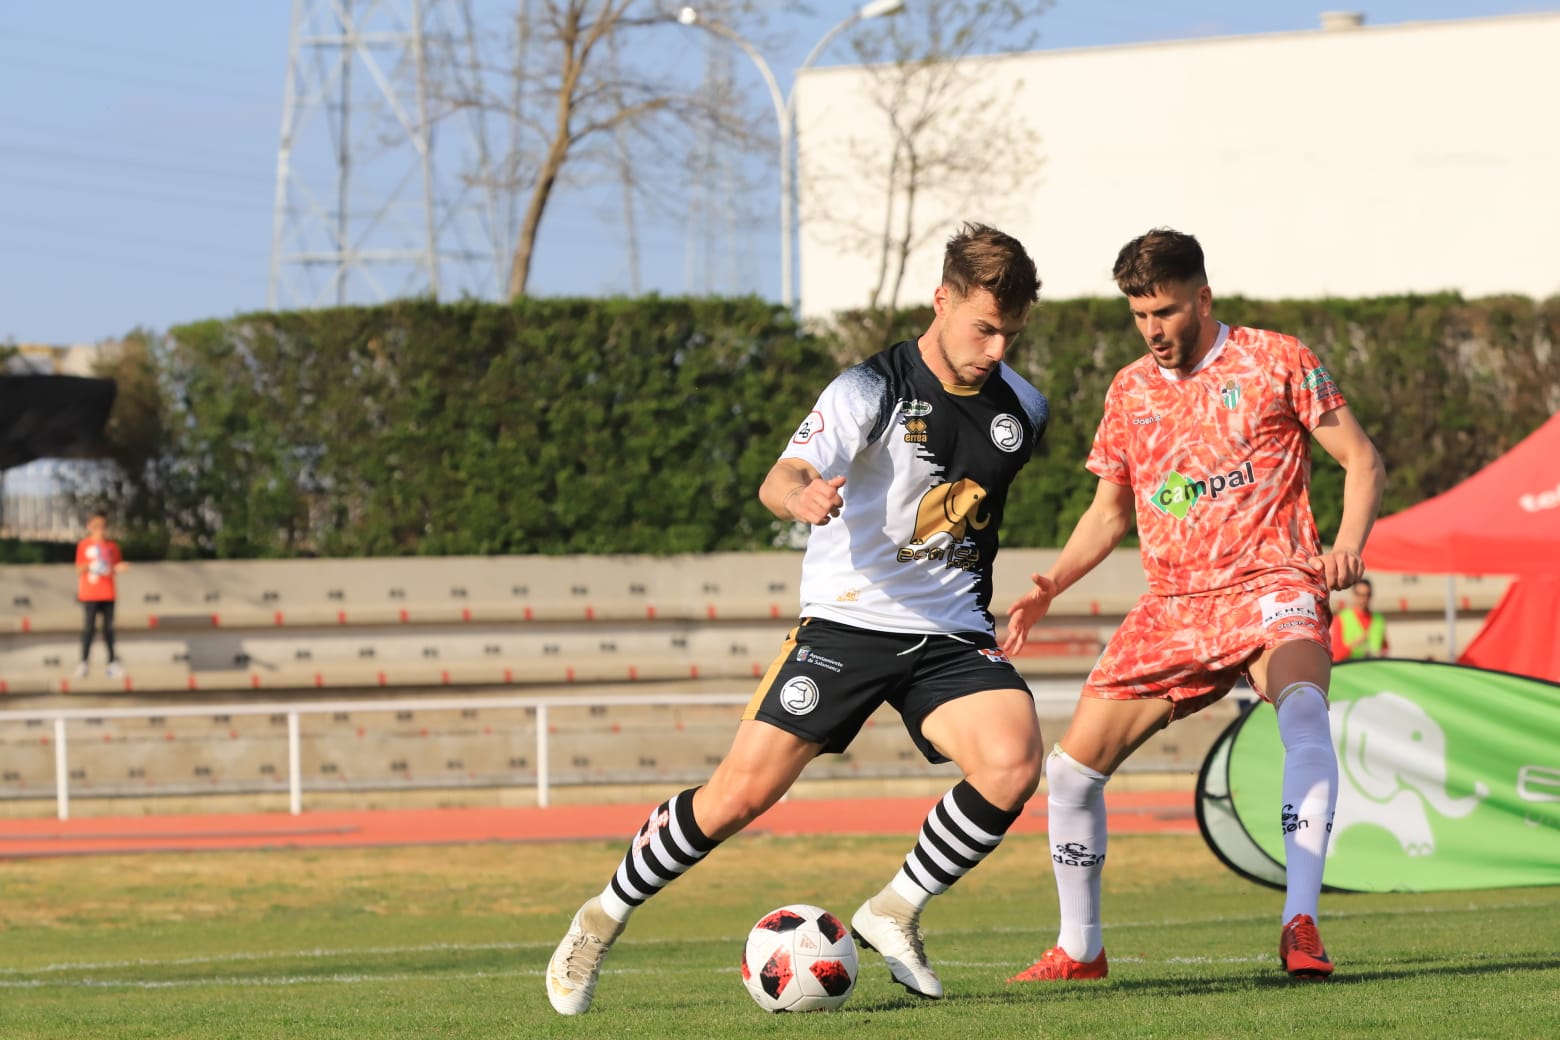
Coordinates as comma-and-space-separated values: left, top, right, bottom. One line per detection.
1003, 228, 1385, 982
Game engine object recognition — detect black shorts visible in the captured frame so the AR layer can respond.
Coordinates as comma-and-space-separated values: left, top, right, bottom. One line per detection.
742, 617, 1032, 764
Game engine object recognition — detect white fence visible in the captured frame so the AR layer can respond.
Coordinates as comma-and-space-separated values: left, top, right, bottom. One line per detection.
5, 691, 754, 820
3, 684, 1104, 821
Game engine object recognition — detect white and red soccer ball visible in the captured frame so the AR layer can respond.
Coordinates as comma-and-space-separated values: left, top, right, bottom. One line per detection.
740, 904, 858, 1012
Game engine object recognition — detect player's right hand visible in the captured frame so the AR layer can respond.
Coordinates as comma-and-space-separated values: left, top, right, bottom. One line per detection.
1001, 573, 1059, 656
788, 475, 846, 525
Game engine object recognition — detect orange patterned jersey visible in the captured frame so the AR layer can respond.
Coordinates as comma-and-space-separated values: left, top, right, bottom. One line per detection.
1087, 323, 1345, 597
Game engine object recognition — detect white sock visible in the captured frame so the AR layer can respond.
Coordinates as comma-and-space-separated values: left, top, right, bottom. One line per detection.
598, 886, 634, 923
1047, 746, 1109, 961
889, 871, 933, 911
1275, 683, 1337, 923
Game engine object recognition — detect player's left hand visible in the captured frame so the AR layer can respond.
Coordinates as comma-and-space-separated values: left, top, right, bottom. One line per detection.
1307, 548, 1365, 591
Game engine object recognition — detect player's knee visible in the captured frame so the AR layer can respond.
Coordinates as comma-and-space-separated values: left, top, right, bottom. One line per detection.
698, 778, 783, 835
976, 743, 1043, 808
1011, 756, 1044, 805
1275, 683, 1332, 753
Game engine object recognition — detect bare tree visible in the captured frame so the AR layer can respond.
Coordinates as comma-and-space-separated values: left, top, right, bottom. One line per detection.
808, 1, 1050, 340
432, 0, 772, 299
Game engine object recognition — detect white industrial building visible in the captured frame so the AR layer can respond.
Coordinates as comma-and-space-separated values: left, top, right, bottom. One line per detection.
793, 11, 1560, 316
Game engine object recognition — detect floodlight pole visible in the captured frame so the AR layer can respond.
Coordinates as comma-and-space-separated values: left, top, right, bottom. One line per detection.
678, 1, 906, 314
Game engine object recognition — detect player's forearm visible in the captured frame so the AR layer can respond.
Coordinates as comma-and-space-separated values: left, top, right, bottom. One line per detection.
1044, 506, 1131, 596
759, 461, 818, 521
1331, 445, 1386, 554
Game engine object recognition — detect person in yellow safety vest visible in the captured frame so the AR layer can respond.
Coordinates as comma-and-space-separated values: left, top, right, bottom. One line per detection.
1330, 578, 1388, 662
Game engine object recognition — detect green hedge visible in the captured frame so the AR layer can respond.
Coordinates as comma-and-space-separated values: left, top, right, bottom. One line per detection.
84, 293, 1558, 558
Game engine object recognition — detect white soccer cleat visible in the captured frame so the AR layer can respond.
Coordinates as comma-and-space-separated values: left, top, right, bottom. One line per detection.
545, 897, 625, 1015
850, 889, 943, 999
105, 661, 124, 680
72, 662, 89, 679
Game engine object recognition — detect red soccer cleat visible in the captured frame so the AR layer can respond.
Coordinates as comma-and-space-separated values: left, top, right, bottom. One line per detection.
1006, 945, 1109, 983
1279, 914, 1335, 979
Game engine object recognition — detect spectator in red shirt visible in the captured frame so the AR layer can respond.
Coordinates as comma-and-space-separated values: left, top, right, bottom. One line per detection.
1329, 577, 1389, 662
74, 512, 128, 678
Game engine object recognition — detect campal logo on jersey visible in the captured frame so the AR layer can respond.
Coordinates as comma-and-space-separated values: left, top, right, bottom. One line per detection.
990, 414, 1023, 453
779, 676, 820, 715
792, 410, 825, 445
1150, 460, 1257, 519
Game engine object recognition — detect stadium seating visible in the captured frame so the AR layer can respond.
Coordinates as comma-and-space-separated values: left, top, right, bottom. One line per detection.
0, 551, 1506, 805
0, 550, 1509, 696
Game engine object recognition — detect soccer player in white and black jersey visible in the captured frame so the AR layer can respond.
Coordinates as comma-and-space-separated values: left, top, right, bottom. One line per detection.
547, 223, 1052, 1014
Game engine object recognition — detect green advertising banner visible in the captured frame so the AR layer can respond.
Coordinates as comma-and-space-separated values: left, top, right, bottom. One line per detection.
1197, 660, 1560, 892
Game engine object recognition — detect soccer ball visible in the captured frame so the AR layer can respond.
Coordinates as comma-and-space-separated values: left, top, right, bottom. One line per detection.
740, 904, 858, 1012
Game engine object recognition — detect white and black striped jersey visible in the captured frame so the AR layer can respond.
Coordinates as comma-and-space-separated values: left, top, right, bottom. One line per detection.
779, 339, 1050, 635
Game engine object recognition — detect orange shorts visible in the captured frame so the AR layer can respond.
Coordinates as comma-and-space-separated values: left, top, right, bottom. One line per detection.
1083, 581, 1331, 722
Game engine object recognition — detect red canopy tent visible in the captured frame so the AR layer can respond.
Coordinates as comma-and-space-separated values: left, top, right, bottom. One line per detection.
1363, 412, 1560, 680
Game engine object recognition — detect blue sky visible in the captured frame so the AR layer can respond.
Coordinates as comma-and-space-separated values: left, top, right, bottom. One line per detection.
2, 1, 1554, 345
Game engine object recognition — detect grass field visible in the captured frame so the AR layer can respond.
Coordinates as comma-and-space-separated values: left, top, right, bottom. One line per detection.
1, 832, 1556, 1039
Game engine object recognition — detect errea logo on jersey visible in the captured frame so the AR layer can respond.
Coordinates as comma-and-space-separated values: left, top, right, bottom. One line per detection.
1151, 460, 1257, 519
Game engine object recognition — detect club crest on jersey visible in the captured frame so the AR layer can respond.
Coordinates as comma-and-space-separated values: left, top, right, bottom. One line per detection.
902, 400, 933, 417
1150, 460, 1257, 519
990, 414, 1023, 453
792, 410, 824, 445
779, 676, 820, 715
977, 647, 1010, 665
1220, 380, 1241, 410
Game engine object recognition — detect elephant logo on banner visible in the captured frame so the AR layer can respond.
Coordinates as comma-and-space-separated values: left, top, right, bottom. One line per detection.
910, 478, 991, 546
1329, 691, 1489, 857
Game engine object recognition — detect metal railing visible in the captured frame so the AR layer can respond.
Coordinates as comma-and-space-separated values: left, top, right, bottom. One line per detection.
4, 683, 1099, 821
4, 691, 753, 820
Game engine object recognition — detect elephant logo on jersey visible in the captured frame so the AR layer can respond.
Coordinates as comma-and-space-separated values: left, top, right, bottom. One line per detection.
910, 478, 991, 545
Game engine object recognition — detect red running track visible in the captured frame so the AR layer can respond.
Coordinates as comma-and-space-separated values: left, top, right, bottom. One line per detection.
0, 790, 1195, 859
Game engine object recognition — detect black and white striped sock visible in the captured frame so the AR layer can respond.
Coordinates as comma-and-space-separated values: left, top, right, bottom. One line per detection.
891, 780, 1021, 908
598, 787, 719, 922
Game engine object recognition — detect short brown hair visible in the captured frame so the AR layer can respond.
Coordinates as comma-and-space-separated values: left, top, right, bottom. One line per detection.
1112, 228, 1207, 297
942, 222, 1040, 316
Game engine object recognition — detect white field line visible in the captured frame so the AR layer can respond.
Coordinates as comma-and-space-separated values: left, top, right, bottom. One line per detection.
1, 899, 1548, 989
0, 958, 1163, 992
